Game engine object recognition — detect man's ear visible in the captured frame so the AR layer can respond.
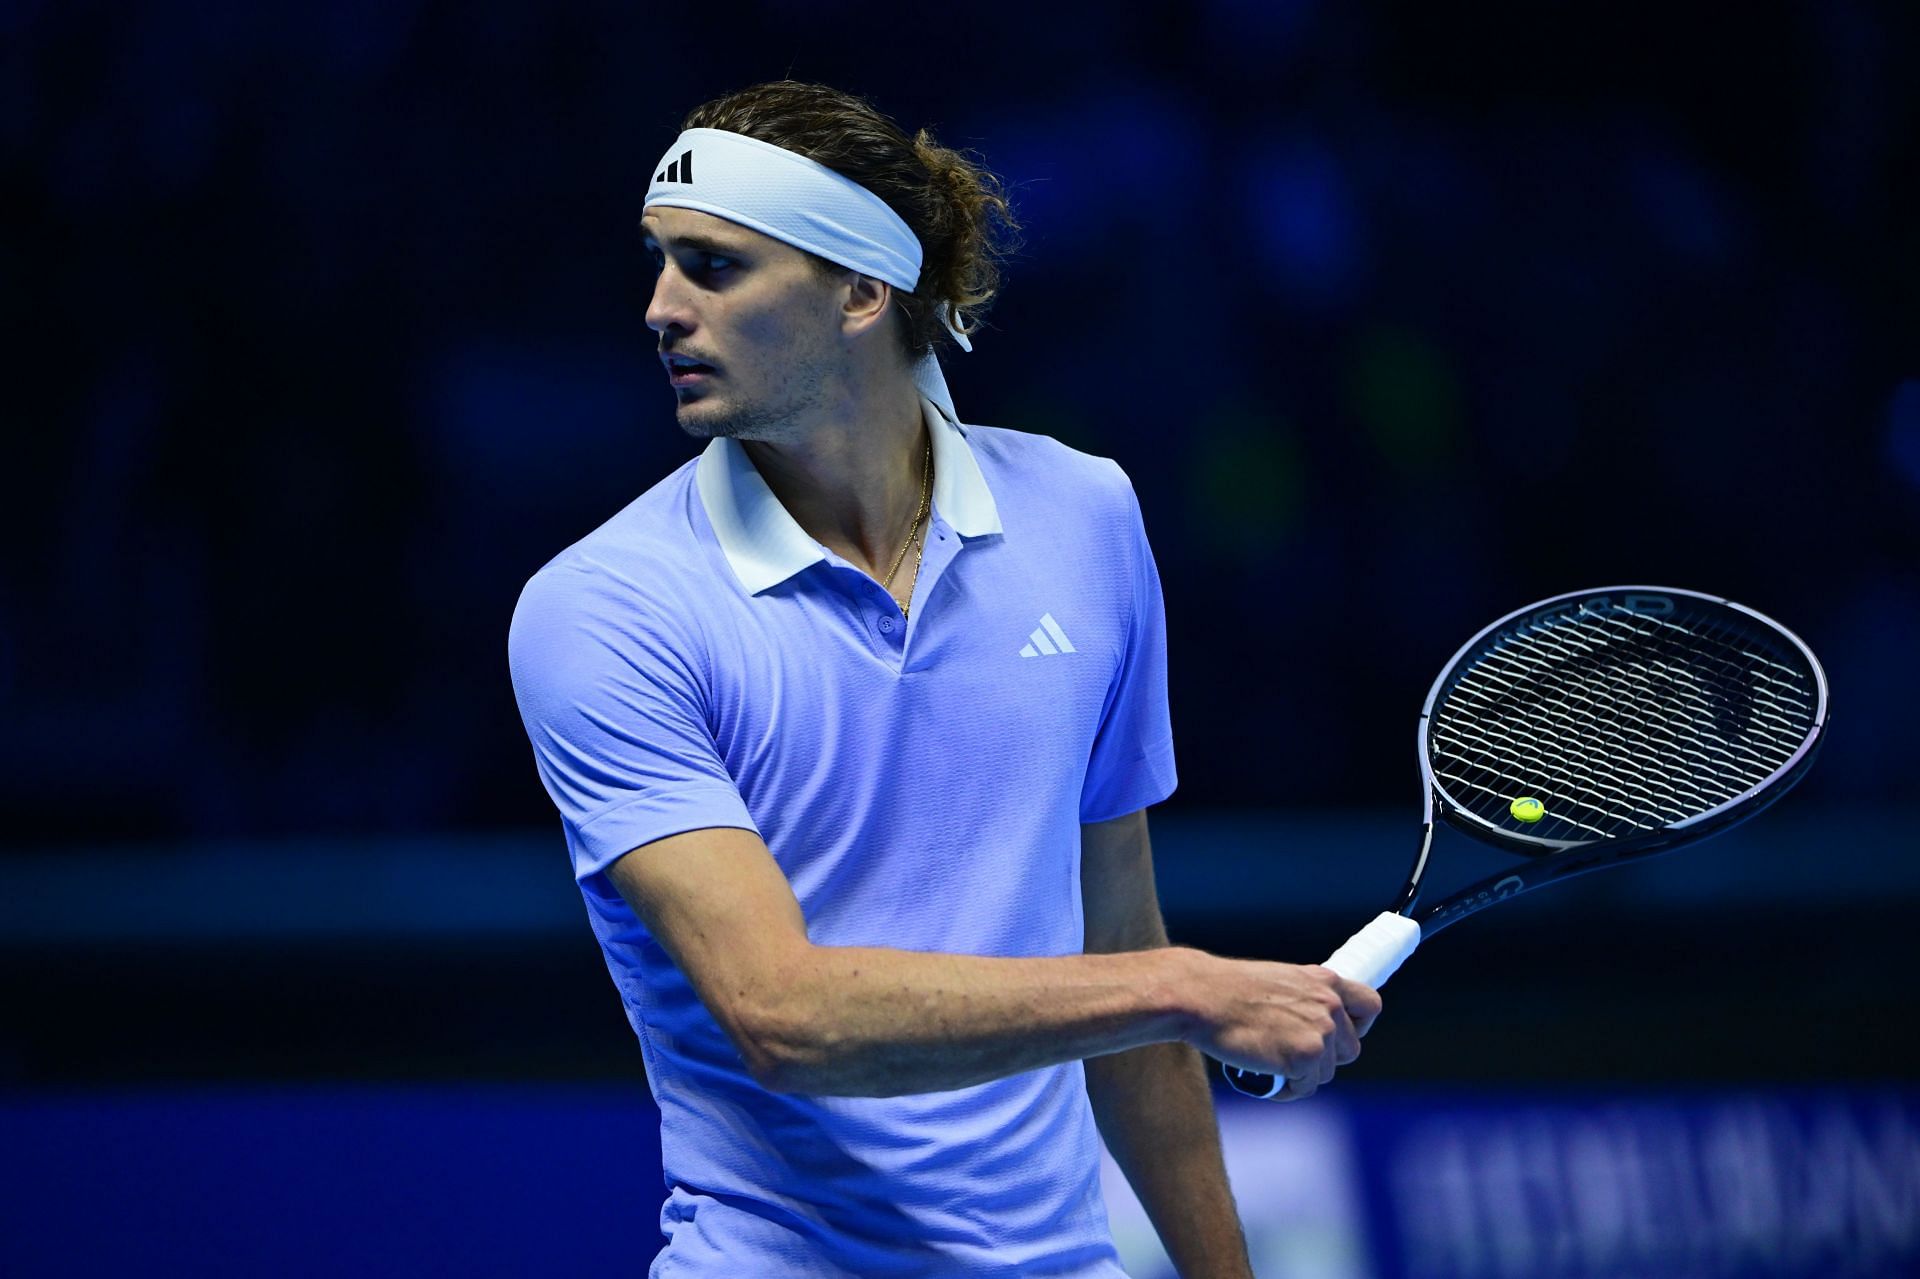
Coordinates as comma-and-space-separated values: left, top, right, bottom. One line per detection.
839, 271, 894, 341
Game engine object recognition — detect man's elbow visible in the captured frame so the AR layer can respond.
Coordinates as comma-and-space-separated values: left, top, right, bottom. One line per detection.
736, 1027, 808, 1094
719, 978, 831, 1094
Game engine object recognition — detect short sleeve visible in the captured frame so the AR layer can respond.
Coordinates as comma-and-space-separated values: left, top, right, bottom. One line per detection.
507, 560, 759, 885
1079, 462, 1178, 824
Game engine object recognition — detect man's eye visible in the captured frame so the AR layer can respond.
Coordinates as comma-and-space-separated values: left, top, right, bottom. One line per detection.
644, 250, 731, 274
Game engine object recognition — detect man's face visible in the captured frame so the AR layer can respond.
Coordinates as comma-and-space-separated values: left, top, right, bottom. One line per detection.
641, 206, 847, 444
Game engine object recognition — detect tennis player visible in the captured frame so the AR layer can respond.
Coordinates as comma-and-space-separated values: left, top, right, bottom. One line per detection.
507, 79, 1382, 1279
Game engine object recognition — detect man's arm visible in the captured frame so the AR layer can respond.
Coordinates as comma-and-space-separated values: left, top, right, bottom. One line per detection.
1081, 808, 1254, 1279
604, 824, 1375, 1098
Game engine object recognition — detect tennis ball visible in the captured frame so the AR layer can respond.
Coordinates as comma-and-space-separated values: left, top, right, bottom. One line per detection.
1510, 796, 1545, 823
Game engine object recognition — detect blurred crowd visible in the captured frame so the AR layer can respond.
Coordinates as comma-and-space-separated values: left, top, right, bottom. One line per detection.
5, 1, 1914, 847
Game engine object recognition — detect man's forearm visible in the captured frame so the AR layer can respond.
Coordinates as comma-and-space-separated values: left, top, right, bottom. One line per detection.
1087, 1041, 1254, 1279
745, 944, 1207, 1095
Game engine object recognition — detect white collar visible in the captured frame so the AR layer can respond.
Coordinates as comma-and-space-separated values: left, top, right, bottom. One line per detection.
695, 393, 1004, 596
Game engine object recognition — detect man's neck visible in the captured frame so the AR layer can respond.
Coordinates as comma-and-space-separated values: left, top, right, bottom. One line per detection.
741, 383, 932, 576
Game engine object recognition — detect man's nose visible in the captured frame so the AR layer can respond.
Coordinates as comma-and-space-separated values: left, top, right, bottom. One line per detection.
645, 268, 694, 335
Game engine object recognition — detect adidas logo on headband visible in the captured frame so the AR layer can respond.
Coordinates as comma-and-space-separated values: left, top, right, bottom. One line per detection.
654, 149, 693, 184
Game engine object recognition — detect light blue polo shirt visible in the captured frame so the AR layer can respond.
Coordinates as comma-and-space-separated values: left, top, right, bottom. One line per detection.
507, 393, 1177, 1278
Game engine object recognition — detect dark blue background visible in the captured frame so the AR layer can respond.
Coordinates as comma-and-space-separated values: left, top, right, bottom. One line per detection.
7, 0, 1916, 844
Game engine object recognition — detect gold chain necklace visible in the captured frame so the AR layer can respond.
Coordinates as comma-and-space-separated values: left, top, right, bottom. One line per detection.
879, 434, 932, 620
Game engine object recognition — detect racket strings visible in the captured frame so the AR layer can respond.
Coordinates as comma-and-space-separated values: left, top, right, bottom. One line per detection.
1510, 618, 1796, 777
1444, 612, 1808, 830
1437, 699, 1719, 834
1435, 702, 1691, 834
1590, 611, 1814, 728
1449, 628, 1793, 827
1430, 604, 1818, 841
1591, 612, 1815, 759
1452, 646, 1744, 808
1468, 637, 1746, 781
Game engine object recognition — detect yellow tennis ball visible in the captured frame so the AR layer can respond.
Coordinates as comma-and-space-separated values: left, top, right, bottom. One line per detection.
1510, 796, 1545, 823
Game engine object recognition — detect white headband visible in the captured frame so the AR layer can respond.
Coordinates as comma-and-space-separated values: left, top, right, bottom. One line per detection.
644, 127, 972, 425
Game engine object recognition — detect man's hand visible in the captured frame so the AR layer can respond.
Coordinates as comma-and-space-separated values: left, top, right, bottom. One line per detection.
1187, 958, 1383, 1100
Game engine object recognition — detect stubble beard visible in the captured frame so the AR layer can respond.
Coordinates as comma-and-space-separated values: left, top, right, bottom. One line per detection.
674, 354, 831, 448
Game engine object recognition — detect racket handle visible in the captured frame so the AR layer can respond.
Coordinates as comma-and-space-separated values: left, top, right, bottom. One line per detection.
1221, 912, 1421, 1100
1323, 910, 1422, 988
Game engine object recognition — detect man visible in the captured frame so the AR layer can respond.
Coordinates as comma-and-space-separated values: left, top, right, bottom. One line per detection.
507, 80, 1382, 1278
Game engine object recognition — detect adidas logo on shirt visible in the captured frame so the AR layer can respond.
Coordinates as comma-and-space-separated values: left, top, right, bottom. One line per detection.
655, 149, 693, 184
1019, 613, 1077, 658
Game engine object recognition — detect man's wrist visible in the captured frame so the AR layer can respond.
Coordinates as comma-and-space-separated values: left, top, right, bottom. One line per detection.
1152, 945, 1217, 1047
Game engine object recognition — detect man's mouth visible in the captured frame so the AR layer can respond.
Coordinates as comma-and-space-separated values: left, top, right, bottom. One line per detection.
663, 354, 717, 387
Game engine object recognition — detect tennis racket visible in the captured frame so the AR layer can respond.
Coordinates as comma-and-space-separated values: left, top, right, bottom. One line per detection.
1223, 585, 1829, 1100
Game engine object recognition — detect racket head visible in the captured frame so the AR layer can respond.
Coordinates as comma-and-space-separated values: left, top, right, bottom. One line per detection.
1418, 586, 1828, 858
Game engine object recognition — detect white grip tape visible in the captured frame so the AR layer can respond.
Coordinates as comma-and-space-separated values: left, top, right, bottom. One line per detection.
1223, 912, 1420, 1099
1322, 911, 1422, 989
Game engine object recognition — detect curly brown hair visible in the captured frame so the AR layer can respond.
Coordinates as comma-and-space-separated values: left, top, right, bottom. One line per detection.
681, 80, 1022, 362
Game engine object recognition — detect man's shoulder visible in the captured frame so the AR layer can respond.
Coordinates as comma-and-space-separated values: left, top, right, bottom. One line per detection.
960, 421, 1135, 506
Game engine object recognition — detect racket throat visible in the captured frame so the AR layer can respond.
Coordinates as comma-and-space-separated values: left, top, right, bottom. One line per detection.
1390, 822, 1436, 917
